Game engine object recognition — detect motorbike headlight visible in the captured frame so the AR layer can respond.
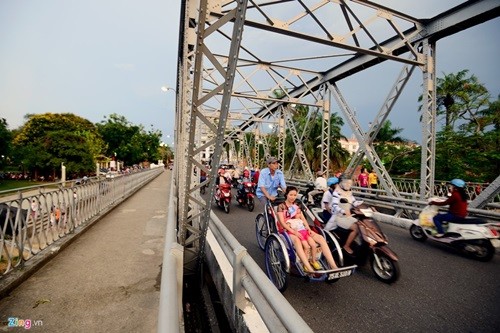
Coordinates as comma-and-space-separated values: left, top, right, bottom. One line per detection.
224, 192, 230, 197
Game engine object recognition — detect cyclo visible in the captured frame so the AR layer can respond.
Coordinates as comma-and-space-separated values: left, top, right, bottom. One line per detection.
255, 197, 356, 292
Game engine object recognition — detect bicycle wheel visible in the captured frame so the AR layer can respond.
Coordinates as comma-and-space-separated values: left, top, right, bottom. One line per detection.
255, 213, 268, 250
265, 234, 289, 292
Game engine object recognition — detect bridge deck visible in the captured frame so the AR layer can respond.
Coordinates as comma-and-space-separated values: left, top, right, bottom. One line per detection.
0, 171, 170, 332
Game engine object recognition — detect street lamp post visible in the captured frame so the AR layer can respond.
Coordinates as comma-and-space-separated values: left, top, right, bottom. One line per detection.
161, 86, 175, 93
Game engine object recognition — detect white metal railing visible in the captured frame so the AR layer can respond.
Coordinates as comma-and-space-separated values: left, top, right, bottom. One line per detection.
0, 168, 163, 278
157, 171, 183, 332
157, 170, 313, 333
288, 177, 498, 202
287, 178, 500, 220
208, 212, 313, 332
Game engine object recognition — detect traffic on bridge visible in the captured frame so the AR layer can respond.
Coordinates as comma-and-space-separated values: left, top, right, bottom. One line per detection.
161, 0, 500, 331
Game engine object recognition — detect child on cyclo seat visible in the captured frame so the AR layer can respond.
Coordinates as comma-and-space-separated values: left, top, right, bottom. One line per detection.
278, 186, 338, 272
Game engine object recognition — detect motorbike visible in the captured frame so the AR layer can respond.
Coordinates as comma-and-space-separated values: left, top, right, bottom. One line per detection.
302, 182, 323, 208
235, 179, 256, 212
214, 183, 232, 214
307, 199, 400, 283
410, 205, 499, 262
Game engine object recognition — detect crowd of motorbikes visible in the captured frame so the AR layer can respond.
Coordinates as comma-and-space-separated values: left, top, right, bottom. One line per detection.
201, 167, 257, 214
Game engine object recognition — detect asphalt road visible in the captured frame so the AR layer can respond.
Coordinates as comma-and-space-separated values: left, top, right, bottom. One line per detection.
208, 189, 500, 333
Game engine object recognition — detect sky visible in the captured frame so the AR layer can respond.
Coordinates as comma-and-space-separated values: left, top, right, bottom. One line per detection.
0, 1, 498, 145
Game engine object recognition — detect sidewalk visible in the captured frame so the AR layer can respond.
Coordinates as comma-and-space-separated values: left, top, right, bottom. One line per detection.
0, 170, 170, 332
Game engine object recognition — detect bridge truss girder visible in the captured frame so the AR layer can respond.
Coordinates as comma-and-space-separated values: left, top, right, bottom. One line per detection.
175, 0, 500, 269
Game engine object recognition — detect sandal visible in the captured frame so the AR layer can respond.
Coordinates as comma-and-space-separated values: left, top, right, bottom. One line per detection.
311, 261, 321, 270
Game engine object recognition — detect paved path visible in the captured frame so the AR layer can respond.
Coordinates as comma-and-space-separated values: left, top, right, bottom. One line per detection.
0, 171, 170, 332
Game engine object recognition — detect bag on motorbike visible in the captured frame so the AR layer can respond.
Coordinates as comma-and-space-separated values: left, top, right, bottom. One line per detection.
419, 205, 438, 227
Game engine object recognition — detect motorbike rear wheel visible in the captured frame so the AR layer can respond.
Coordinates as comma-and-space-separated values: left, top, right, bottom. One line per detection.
370, 252, 400, 284
410, 224, 427, 242
461, 239, 495, 262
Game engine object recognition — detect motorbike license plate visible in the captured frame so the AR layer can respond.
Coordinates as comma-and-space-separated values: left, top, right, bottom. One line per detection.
328, 270, 352, 280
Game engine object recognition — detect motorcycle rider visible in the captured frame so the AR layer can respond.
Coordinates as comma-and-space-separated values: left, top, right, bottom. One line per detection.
429, 178, 468, 237
324, 178, 362, 255
215, 168, 230, 185
308, 170, 328, 205
237, 167, 252, 200
321, 177, 340, 222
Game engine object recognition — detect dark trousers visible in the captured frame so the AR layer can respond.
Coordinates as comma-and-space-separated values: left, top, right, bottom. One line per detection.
433, 212, 463, 233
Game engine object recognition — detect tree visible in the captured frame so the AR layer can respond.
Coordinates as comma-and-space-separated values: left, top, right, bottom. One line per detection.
0, 118, 12, 168
96, 114, 162, 165
369, 120, 417, 174
12, 113, 105, 177
285, 104, 348, 173
420, 69, 491, 132
415, 70, 499, 182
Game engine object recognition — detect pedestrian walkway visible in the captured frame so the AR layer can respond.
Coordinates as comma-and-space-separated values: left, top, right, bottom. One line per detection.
0, 170, 170, 332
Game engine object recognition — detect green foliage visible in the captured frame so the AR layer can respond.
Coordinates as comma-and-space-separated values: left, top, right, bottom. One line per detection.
12, 113, 105, 176
434, 129, 499, 182
284, 105, 348, 173
0, 118, 12, 168
96, 113, 162, 165
412, 70, 499, 182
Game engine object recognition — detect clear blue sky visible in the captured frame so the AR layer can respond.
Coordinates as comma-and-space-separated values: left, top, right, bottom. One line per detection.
0, 1, 498, 143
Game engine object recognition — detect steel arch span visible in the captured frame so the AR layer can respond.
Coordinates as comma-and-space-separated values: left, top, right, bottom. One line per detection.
173, 0, 500, 268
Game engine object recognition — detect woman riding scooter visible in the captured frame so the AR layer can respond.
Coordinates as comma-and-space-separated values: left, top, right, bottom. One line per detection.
429, 178, 468, 237
324, 178, 362, 254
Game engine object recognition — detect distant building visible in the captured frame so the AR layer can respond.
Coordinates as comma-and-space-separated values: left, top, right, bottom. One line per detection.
339, 135, 418, 155
339, 135, 359, 155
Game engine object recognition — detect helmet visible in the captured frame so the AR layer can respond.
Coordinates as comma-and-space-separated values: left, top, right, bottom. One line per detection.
339, 179, 353, 191
327, 177, 339, 187
449, 179, 465, 188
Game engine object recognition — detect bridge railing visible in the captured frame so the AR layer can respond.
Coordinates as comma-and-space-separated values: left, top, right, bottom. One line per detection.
288, 178, 500, 216
0, 168, 164, 279
157, 171, 313, 333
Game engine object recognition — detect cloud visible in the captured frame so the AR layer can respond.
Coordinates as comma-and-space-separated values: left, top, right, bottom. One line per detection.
113, 63, 135, 71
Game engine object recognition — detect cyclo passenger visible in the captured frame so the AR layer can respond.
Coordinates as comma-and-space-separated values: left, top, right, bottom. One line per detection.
324, 178, 362, 255
277, 186, 338, 272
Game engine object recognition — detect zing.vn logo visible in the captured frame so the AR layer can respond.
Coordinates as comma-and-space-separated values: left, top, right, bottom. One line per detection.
7, 317, 43, 330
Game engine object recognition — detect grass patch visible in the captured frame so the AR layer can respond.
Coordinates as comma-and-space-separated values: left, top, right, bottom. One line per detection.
0, 180, 46, 193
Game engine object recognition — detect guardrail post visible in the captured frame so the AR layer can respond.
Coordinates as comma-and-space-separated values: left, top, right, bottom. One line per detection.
233, 245, 248, 310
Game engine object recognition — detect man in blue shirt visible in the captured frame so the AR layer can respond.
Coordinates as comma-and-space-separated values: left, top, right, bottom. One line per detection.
256, 156, 287, 205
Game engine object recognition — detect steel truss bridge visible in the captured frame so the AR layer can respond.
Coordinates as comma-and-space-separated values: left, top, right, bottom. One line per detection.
167, 1, 500, 328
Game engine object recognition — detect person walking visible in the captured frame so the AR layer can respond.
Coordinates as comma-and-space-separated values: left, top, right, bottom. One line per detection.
357, 168, 368, 190
368, 169, 378, 189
